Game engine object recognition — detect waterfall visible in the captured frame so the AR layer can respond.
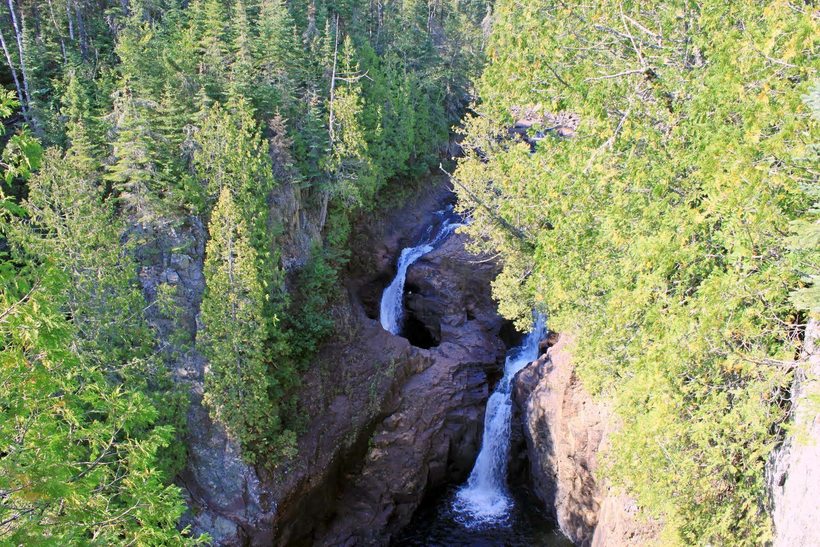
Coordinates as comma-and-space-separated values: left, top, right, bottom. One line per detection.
379, 208, 461, 335
453, 314, 547, 526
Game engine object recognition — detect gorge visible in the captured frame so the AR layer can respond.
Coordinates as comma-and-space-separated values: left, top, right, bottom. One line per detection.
0, 0, 817, 546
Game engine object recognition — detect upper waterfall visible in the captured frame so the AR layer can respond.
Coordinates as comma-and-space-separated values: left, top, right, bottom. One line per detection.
379, 206, 461, 335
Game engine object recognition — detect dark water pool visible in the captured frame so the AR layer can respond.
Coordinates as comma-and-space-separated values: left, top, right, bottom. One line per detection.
393, 486, 573, 547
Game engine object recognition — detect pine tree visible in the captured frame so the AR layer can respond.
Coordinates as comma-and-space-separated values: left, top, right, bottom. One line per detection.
61, 68, 101, 173
0, 262, 199, 544
255, 0, 297, 113
227, 0, 255, 103
195, 0, 229, 101
193, 98, 275, 253
200, 187, 275, 458
324, 35, 375, 211
105, 85, 163, 223
15, 148, 152, 364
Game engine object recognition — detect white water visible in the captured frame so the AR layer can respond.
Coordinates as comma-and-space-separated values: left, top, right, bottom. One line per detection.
453, 314, 547, 526
379, 209, 461, 335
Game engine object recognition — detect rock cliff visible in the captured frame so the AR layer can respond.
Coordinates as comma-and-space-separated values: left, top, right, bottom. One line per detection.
768, 318, 820, 547
512, 334, 661, 546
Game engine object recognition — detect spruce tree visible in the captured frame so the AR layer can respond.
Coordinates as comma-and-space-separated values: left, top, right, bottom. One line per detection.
105, 85, 164, 223
200, 187, 275, 459
195, 0, 229, 101
193, 99, 275, 253
0, 263, 197, 544
61, 69, 102, 173
324, 35, 375, 209
227, 0, 255, 103
255, 0, 297, 112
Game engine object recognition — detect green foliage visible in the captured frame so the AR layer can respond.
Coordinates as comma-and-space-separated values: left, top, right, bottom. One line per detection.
325, 35, 377, 207
455, 1, 818, 544
193, 100, 274, 227
0, 0, 490, 536
200, 187, 293, 462
0, 262, 202, 544
1, 128, 42, 185
105, 85, 167, 222
0, 90, 43, 187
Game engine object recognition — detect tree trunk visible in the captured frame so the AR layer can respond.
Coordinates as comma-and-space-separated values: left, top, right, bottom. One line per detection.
6, 0, 41, 135
0, 22, 28, 123
320, 14, 340, 233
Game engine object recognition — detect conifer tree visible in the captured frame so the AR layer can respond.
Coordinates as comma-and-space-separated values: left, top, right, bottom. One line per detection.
193, 99, 275, 250
61, 69, 101, 173
16, 148, 152, 364
195, 0, 230, 101
105, 84, 164, 223
227, 0, 255, 103
0, 262, 198, 544
255, 0, 297, 112
324, 34, 375, 213
200, 186, 275, 458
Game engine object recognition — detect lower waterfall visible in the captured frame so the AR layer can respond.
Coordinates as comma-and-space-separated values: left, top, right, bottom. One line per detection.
453, 315, 546, 525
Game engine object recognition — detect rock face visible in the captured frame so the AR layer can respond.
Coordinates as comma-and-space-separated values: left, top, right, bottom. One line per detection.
135, 217, 275, 545
512, 334, 661, 546
311, 232, 507, 546
768, 318, 820, 547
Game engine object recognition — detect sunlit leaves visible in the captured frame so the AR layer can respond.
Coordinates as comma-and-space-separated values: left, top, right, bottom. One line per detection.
456, 0, 819, 543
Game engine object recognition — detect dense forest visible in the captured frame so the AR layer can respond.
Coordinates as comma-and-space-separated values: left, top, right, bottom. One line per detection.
0, 0, 488, 542
454, 0, 818, 544
1, 0, 818, 544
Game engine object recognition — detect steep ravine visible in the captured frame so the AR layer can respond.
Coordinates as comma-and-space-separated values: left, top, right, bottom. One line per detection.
137, 174, 817, 546
138, 178, 513, 545
280, 192, 515, 545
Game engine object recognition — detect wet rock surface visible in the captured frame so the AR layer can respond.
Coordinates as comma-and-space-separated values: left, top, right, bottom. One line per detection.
310, 232, 507, 546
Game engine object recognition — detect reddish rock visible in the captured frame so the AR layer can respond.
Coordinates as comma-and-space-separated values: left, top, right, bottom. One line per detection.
513, 334, 661, 546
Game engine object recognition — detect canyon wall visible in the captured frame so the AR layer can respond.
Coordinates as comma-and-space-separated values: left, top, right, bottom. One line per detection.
513, 334, 661, 546
768, 318, 820, 547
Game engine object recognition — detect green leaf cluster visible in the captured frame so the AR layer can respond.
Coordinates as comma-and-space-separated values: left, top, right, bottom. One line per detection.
454, 1, 819, 543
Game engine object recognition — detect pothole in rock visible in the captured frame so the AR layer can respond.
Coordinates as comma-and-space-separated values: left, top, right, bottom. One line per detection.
499, 319, 525, 349
359, 273, 393, 320
403, 285, 442, 349
403, 313, 441, 349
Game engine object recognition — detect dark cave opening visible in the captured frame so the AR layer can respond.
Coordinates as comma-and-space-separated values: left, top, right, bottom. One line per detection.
402, 309, 441, 349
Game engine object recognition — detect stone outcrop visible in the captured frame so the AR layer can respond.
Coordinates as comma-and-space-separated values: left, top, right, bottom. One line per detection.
312, 232, 507, 546
512, 334, 661, 546
768, 318, 820, 547
135, 217, 275, 545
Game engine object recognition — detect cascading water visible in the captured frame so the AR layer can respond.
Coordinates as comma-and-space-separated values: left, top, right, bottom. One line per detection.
380, 207, 461, 335
394, 311, 570, 546
453, 314, 547, 526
